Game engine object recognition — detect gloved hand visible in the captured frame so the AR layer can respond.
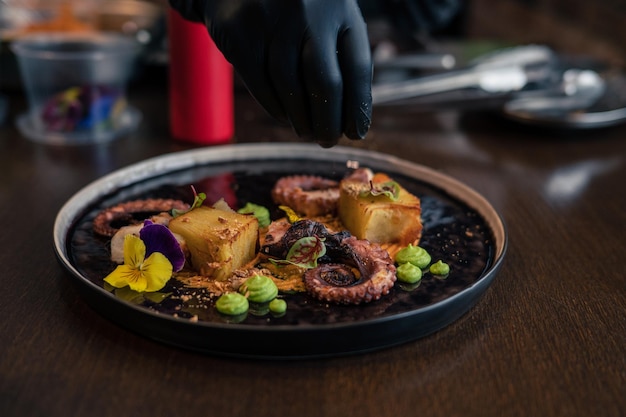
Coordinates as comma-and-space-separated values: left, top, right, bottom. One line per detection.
169, 0, 373, 147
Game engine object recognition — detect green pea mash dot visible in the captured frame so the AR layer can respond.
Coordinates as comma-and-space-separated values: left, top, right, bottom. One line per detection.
239, 275, 278, 303
395, 244, 431, 269
269, 298, 287, 314
237, 202, 271, 227
429, 260, 450, 276
396, 262, 423, 284
216, 292, 249, 315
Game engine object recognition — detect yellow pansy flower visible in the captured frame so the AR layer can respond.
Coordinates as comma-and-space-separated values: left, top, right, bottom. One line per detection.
104, 234, 173, 292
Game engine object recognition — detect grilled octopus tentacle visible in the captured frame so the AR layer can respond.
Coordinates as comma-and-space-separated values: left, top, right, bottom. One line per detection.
261, 219, 396, 305
92, 198, 189, 237
304, 235, 396, 305
271, 175, 339, 217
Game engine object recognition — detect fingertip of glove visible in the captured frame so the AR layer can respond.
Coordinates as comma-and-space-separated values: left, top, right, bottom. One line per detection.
345, 107, 372, 140
345, 96, 372, 140
295, 124, 340, 148
344, 125, 369, 140
316, 139, 340, 148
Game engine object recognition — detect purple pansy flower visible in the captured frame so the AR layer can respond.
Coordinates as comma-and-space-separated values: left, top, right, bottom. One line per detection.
139, 220, 185, 272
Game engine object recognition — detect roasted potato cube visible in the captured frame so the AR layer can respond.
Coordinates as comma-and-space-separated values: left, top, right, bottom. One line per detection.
168, 206, 259, 280
339, 173, 422, 245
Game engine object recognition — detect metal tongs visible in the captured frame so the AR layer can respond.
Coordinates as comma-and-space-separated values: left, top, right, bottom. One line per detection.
372, 45, 557, 106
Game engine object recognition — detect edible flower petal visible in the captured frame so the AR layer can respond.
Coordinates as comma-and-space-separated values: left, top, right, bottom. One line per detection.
139, 220, 185, 272
104, 234, 173, 292
278, 205, 301, 224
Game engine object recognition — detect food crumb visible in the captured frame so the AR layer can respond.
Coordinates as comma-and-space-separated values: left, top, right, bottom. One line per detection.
346, 160, 360, 169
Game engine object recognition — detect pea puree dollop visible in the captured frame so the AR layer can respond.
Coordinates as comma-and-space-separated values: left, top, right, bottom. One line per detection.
237, 202, 271, 227
396, 262, 423, 284
429, 260, 450, 276
269, 298, 287, 314
395, 244, 431, 269
216, 292, 249, 315
239, 275, 278, 303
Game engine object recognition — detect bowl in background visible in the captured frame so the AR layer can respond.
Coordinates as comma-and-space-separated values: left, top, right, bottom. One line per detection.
94, 0, 163, 43
10, 32, 141, 145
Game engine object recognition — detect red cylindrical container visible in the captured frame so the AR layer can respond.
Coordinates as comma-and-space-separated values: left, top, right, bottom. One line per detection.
168, 10, 234, 144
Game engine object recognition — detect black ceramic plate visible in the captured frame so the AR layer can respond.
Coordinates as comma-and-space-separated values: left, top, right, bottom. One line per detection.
54, 143, 507, 359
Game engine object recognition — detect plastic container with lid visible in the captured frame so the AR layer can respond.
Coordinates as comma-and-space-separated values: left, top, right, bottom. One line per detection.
10, 32, 141, 145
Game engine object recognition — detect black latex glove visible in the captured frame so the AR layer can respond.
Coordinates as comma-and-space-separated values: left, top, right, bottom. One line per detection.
169, 0, 373, 147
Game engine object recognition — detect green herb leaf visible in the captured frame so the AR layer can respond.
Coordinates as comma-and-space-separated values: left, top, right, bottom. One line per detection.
359, 180, 400, 201
271, 236, 326, 269
172, 185, 206, 217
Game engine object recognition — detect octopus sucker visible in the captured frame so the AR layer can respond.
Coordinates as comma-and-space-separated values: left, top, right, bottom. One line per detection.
92, 198, 189, 237
261, 219, 396, 305
304, 236, 396, 305
271, 175, 339, 217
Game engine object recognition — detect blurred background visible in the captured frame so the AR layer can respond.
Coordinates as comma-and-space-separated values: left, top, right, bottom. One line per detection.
1, 0, 624, 82
467, 0, 625, 69
1, 0, 625, 123
0, 0, 167, 89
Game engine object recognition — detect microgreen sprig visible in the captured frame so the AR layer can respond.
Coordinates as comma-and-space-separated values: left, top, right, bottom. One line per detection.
359, 180, 400, 201
270, 236, 326, 269
172, 185, 206, 217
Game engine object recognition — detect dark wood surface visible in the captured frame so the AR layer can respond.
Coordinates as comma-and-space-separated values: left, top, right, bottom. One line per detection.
1, 37, 625, 417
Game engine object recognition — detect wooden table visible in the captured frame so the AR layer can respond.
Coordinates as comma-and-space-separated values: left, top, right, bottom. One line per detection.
1, 54, 625, 417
